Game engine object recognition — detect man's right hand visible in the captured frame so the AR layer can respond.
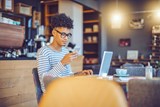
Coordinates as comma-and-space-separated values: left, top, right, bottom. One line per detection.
61, 52, 77, 66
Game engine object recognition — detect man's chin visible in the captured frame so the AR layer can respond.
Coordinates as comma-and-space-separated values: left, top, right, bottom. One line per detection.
62, 43, 66, 46
63, 42, 67, 45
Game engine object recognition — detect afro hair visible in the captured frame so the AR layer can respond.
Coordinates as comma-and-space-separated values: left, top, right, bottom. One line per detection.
50, 13, 73, 29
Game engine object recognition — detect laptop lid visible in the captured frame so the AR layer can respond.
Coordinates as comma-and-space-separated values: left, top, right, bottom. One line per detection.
99, 51, 113, 77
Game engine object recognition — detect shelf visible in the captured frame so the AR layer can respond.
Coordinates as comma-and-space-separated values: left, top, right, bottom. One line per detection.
41, 1, 58, 4
45, 13, 57, 17
43, 1, 58, 38
150, 44, 160, 46
152, 32, 160, 35
152, 52, 160, 56
84, 42, 97, 44
151, 27, 160, 64
83, 20, 99, 24
152, 39, 160, 43
83, 62, 98, 65
84, 53, 97, 55
84, 32, 98, 34
84, 57, 98, 65
111, 59, 158, 67
83, 6, 100, 65
83, 10, 95, 13
0, 22, 24, 27
0, 9, 32, 18
84, 51, 97, 55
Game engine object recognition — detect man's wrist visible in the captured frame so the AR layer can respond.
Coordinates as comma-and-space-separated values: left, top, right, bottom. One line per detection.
74, 71, 82, 76
61, 61, 66, 66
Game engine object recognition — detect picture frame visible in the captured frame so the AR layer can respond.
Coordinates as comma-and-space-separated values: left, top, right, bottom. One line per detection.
3, 0, 14, 12
127, 50, 138, 60
119, 38, 131, 47
129, 18, 144, 29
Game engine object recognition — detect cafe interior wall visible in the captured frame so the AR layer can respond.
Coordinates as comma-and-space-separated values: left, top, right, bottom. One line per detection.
100, 0, 160, 59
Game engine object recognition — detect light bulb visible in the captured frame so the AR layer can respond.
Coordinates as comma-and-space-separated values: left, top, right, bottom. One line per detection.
112, 13, 122, 22
111, 12, 122, 29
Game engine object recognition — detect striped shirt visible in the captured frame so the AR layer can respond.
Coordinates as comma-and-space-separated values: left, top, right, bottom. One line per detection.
37, 45, 73, 92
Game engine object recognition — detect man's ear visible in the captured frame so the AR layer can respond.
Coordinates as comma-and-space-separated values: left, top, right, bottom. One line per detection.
52, 29, 55, 36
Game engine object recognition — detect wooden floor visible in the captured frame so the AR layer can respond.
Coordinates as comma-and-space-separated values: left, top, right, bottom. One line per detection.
0, 60, 37, 107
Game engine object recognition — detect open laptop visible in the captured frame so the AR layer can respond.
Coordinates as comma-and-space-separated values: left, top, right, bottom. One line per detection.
98, 51, 113, 77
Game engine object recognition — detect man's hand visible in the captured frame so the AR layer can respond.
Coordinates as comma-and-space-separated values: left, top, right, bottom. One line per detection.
61, 52, 78, 66
74, 69, 93, 76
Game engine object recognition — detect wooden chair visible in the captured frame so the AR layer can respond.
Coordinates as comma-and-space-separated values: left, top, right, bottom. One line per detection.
39, 76, 128, 107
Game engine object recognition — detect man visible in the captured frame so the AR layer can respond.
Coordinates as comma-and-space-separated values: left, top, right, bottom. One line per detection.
37, 13, 93, 92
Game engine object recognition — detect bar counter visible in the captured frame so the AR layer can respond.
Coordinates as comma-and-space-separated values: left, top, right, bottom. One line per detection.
0, 60, 37, 107
0, 57, 36, 60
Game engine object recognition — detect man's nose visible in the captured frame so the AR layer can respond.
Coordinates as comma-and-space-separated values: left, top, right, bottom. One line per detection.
63, 35, 68, 40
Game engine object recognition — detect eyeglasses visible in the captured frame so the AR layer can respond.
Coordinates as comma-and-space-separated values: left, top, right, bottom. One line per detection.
55, 29, 72, 39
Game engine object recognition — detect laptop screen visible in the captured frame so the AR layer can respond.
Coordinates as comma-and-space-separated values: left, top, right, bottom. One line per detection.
99, 51, 113, 77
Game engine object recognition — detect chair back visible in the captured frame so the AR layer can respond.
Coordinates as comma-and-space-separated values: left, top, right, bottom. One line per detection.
122, 63, 144, 68
156, 68, 160, 77
32, 68, 43, 103
125, 67, 145, 76
39, 76, 128, 107
121, 63, 145, 76
128, 79, 160, 107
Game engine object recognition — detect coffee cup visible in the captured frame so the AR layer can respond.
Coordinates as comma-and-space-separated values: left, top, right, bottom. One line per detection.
116, 69, 127, 76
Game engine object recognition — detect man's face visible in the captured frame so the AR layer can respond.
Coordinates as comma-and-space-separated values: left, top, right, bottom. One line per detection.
52, 27, 72, 46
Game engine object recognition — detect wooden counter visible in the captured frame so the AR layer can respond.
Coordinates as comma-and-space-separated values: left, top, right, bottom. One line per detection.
0, 56, 84, 107
0, 60, 37, 107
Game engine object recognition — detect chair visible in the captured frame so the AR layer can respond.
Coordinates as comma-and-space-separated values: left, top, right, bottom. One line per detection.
156, 68, 160, 77
39, 76, 128, 107
121, 63, 144, 68
128, 79, 160, 107
32, 68, 43, 104
120, 63, 145, 76
125, 67, 146, 76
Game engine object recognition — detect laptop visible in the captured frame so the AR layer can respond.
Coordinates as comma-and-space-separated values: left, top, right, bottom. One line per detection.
98, 51, 113, 77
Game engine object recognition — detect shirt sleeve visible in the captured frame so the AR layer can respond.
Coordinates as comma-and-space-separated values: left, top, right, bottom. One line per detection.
37, 53, 66, 77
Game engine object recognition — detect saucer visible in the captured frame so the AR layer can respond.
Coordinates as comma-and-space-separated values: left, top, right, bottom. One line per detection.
113, 74, 129, 77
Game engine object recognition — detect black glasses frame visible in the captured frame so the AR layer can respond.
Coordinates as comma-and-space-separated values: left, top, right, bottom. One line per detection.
55, 29, 72, 39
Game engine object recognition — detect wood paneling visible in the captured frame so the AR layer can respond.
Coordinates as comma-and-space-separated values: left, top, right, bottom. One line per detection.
0, 60, 37, 107
0, 22, 25, 48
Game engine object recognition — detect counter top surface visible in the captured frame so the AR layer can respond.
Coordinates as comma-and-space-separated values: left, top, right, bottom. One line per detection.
0, 57, 36, 60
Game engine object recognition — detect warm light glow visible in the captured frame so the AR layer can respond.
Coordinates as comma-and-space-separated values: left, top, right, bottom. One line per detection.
112, 13, 122, 22
111, 12, 122, 29
155, 10, 160, 17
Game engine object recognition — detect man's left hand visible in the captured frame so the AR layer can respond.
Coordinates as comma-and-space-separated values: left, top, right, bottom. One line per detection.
74, 69, 93, 76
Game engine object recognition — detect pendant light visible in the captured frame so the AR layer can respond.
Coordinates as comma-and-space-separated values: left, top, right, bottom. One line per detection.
111, 0, 122, 29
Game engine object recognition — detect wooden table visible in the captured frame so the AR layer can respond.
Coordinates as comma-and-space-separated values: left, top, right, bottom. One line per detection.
92, 75, 146, 85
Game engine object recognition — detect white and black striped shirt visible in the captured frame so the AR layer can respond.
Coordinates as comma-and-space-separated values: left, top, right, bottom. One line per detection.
37, 46, 73, 92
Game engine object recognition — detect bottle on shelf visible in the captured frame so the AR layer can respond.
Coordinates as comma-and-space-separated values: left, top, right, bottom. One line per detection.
145, 62, 153, 79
